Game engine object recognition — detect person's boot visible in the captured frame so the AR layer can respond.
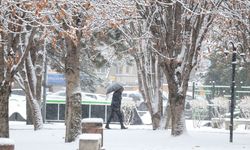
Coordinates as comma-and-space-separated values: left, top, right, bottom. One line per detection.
105, 124, 111, 129
121, 124, 128, 129
121, 126, 127, 129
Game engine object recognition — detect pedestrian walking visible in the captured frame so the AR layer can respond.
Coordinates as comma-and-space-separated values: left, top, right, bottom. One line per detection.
105, 86, 127, 129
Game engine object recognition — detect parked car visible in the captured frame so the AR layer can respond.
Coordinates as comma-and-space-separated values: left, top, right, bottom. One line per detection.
122, 90, 168, 108
122, 91, 143, 104
11, 88, 26, 96
9, 89, 26, 121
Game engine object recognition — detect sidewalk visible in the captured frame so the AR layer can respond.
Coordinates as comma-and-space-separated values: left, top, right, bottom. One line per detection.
9, 121, 250, 150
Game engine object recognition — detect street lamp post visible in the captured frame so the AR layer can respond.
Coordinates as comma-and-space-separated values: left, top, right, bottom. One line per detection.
192, 82, 195, 99
227, 42, 245, 143
229, 42, 236, 143
212, 81, 215, 99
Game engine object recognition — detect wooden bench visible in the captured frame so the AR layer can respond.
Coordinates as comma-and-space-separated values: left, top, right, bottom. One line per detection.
224, 118, 250, 130
0, 138, 15, 150
79, 134, 101, 150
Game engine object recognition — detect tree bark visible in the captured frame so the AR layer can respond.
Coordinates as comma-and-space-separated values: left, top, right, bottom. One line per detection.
65, 36, 82, 142
134, 51, 163, 130
26, 100, 33, 125
160, 101, 171, 129
15, 29, 44, 129
162, 62, 189, 136
0, 27, 37, 137
0, 84, 11, 138
0, 31, 10, 138
0, 31, 18, 137
20, 53, 43, 130
169, 92, 186, 136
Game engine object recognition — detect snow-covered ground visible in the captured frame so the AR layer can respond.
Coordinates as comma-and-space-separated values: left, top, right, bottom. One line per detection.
8, 120, 250, 150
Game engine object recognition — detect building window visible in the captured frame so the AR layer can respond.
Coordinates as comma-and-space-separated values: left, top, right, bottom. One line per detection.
116, 66, 123, 74
96, 67, 106, 73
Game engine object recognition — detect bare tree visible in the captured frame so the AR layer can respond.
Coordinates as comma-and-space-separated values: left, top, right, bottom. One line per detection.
118, 20, 164, 129
50, 1, 114, 142
0, 0, 42, 136
214, 0, 250, 60
135, 0, 223, 136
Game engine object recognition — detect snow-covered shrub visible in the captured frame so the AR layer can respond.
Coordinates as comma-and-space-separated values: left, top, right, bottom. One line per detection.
121, 99, 136, 125
190, 99, 209, 127
212, 97, 229, 109
190, 99, 208, 109
238, 96, 250, 118
211, 97, 230, 117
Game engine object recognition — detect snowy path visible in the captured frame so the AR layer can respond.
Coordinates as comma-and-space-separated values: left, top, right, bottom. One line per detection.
104, 127, 250, 150
9, 121, 250, 150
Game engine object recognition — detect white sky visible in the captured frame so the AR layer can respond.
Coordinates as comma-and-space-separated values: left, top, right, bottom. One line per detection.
7, 120, 250, 150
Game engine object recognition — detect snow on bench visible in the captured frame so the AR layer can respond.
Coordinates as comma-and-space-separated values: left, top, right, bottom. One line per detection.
224, 118, 250, 130
79, 133, 101, 150
211, 118, 250, 130
0, 138, 15, 150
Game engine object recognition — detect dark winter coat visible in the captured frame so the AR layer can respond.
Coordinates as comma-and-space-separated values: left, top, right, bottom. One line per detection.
111, 90, 122, 110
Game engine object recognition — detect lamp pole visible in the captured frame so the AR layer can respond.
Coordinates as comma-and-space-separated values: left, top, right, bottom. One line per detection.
212, 81, 215, 99
192, 81, 195, 99
42, 41, 48, 123
226, 42, 246, 143
229, 42, 236, 143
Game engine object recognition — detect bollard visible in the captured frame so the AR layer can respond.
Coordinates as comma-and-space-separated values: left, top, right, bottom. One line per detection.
82, 118, 103, 147
79, 134, 101, 150
0, 138, 14, 150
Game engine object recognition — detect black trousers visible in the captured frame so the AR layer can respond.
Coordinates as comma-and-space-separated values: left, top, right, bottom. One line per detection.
107, 108, 124, 126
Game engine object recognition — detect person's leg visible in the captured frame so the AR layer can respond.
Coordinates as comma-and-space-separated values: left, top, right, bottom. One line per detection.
106, 109, 115, 129
115, 109, 127, 129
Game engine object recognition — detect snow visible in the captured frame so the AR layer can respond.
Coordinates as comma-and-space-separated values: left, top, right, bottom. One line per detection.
0, 138, 15, 145
81, 118, 103, 124
9, 94, 26, 119
9, 120, 250, 150
140, 111, 152, 124
79, 134, 101, 140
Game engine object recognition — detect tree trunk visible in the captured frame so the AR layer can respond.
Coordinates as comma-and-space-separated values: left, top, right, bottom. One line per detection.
25, 42, 45, 125
35, 43, 45, 106
0, 31, 14, 137
169, 92, 186, 136
0, 84, 11, 138
133, 52, 162, 130
160, 101, 171, 129
20, 53, 43, 130
65, 37, 82, 142
162, 64, 188, 136
0, 27, 37, 136
26, 101, 33, 125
